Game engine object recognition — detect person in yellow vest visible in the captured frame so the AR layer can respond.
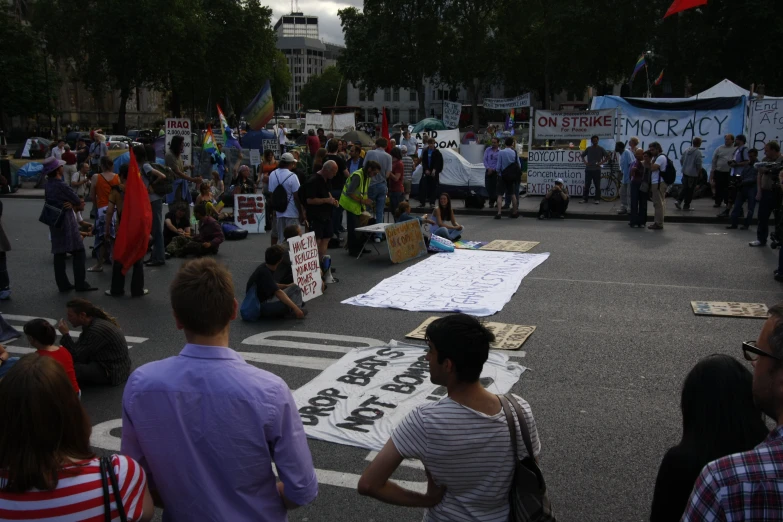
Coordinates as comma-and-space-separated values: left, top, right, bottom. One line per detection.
340, 160, 381, 256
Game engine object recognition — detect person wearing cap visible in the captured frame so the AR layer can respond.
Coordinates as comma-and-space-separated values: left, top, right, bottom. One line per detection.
538, 179, 569, 219
268, 152, 306, 241
42, 157, 97, 292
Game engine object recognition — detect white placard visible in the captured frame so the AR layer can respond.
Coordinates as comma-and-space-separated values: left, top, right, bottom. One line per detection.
442, 101, 462, 129
289, 231, 323, 302
526, 149, 616, 197
304, 113, 356, 135
342, 249, 550, 316
413, 129, 460, 151
233, 194, 266, 233
293, 341, 526, 450
483, 94, 531, 110
165, 118, 192, 166
749, 98, 783, 151
249, 149, 261, 166
534, 109, 616, 140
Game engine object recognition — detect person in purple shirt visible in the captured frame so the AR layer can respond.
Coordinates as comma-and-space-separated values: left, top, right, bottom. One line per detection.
121, 258, 318, 521
483, 137, 500, 207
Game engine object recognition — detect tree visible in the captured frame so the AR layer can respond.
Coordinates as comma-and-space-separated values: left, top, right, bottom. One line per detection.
300, 66, 347, 111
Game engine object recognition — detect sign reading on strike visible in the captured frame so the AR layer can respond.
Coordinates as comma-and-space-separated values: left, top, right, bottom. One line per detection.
534, 109, 615, 140
385, 220, 427, 264
289, 231, 323, 302
165, 118, 192, 166
233, 194, 265, 233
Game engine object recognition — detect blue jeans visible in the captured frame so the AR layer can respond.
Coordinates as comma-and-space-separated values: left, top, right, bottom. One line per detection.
629, 182, 648, 226
259, 285, 303, 319
368, 183, 387, 238
389, 191, 404, 217
150, 199, 165, 262
0, 356, 19, 378
432, 226, 462, 240
731, 185, 757, 227
757, 190, 776, 244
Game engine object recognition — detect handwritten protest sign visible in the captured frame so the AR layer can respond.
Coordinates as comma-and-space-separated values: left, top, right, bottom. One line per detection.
289, 232, 323, 302
292, 341, 525, 450
749, 98, 783, 150
691, 301, 768, 319
406, 317, 535, 350
165, 118, 192, 166
385, 220, 427, 264
442, 101, 462, 129
480, 240, 540, 253
343, 250, 550, 316
233, 194, 265, 233
261, 139, 279, 159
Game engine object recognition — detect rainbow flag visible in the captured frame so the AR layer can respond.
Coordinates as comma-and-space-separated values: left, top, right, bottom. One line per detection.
203, 125, 218, 153
654, 69, 664, 86
629, 55, 646, 83
242, 80, 275, 131
216, 104, 241, 149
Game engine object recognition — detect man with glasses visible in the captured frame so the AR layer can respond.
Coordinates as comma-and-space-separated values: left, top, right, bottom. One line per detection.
683, 302, 783, 520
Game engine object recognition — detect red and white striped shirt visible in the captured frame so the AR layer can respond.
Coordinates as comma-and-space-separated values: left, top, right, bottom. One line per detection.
0, 455, 147, 521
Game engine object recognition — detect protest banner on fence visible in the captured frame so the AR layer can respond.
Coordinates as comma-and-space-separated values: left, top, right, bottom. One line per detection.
749, 98, 783, 151
534, 110, 616, 140
385, 220, 427, 264
413, 129, 460, 150
261, 139, 279, 159
233, 194, 265, 233
305, 113, 356, 135
442, 101, 462, 129
527, 149, 615, 197
292, 341, 525, 450
165, 118, 192, 166
483, 94, 531, 110
249, 149, 261, 166
289, 231, 323, 302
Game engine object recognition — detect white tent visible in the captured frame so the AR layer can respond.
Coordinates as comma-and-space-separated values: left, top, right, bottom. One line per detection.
412, 148, 485, 189
691, 79, 749, 99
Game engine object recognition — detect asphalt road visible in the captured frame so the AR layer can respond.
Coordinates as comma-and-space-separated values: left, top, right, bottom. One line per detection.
2, 198, 781, 522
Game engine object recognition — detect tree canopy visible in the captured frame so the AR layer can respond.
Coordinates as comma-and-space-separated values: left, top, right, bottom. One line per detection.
300, 66, 347, 111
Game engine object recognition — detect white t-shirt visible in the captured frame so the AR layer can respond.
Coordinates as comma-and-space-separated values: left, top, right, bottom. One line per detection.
278, 127, 286, 145
652, 155, 668, 184
52, 147, 64, 160
391, 394, 540, 522
268, 168, 300, 218
71, 170, 88, 197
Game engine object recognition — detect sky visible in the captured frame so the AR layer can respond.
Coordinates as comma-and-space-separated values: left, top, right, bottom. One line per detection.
266, 0, 362, 45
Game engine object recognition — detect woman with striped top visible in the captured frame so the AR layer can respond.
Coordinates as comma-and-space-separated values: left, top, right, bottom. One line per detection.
0, 355, 153, 521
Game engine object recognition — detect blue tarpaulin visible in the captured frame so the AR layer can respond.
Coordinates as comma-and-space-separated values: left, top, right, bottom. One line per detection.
240, 130, 276, 151
16, 161, 44, 179
113, 152, 165, 172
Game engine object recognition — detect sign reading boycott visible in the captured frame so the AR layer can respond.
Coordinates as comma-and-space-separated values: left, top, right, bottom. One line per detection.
527, 149, 614, 197
261, 139, 279, 160
234, 194, 265, 233
385, 220, 427, 264
535, 110, 615, 140
289, 232, 323, 302
293, 341, 525, 450
165, 118, 192, 166
749, 98, 783, 151
413, 129, 460, 150
483, 94, 531, 110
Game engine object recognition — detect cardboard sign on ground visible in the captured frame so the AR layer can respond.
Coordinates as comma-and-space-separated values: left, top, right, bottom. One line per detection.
479, 240, 540, 253
691, 301, 768, 319
385, 220, 427, 264
406, 316, 536, 350
454, 240, 489, 250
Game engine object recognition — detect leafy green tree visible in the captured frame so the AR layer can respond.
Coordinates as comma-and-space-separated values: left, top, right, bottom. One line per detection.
300, 66, 347, 111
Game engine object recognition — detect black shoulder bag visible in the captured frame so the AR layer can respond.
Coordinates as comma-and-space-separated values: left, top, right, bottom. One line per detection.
99, 456, 128, 522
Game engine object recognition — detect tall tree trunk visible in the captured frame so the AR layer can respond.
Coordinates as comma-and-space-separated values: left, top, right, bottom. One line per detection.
468, 83, 480, 130
117, 85, 129, 135
171, 89, 181, 118
417, 80, 426, 122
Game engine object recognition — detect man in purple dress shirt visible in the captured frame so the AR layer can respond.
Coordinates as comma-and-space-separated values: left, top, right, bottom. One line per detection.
121, 258, 318, 521
483, 137, 501, 207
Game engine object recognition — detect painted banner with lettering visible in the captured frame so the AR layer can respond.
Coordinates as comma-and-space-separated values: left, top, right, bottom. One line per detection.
385, 220, 427, 264
749, 97, 783, 151
592, 95, 745, 178
342, 249, 550, 316
165, 118, 192, 166
527, 149, 614, 197
293, 340, 525, 450
413, 129, 460, 151
534, 110, 615, 140
289, 231, 323, 302
233, 194, 266, 233
305, 113, 356, 135
442, 101, 462, 129
483, 94, 531, 110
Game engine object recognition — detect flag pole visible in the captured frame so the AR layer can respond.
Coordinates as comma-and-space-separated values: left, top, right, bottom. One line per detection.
645, 64, 651, 98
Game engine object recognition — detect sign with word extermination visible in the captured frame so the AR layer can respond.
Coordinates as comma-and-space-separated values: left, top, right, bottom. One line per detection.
385, 220, 427, 264
534, 110, 616, 140
165, 118, 192, 166
293, 341, 525, 450
483, 94, 531, 110
289, 232, 323, 302
261, 139, 279, 160
406, 317, 535, 351
442, 101, 462, 129
233, 194, 266, 233
527, 149, 614, 197
413, 129, 460, 151
749, 98, 783, 151
691, 301, 768, 319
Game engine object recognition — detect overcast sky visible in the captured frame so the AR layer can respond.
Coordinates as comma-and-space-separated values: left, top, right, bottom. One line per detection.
267, 0, 362, 45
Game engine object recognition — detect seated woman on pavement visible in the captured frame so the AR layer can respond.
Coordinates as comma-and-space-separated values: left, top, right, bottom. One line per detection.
166, 203, 224, 258
163, 202, 191, 247
431, 192, 464, 241
242, 245, 306, 321
538, 178, 570, 219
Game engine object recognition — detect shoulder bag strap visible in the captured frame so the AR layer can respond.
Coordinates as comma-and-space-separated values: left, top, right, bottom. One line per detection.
505, 393, 536, 460
498, 394, 519, 462
106, 456, 128, 522
99, 457, 112, 522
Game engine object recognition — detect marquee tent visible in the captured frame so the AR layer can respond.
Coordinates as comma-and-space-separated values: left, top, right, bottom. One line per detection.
411, 148, 485, 197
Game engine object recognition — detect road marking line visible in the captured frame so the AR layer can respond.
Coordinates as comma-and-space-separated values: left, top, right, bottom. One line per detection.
3, 315, 146, 344
2, 345, 34, 355
365, 451, 425, 470
239, 352, 334, 371
527, 277, 783, 294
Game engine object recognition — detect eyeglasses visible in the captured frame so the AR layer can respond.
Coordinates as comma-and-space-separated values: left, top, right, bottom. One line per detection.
742, 340, 782, 362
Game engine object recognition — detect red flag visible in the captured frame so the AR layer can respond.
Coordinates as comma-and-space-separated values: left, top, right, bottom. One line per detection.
664, 0, 707, 18
113, 148, 152, 275
381, 107, 391, 153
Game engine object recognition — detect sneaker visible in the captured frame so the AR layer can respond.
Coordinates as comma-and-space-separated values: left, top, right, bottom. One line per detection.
717, 209, 729, 217
675, 200, 682, 209
539, 214, 546, 220
749, 240, 765, 247
374, 237, 381, 243
648, 224, 664, 230
132, 289, 150, 297
494, 214, 501, 220
105, 290, 123, 297
617, 209, 628, 215
0, 288, 10, 300
686, 207, 695, 211
579, 200, 587, 204
594, 199, 600, 204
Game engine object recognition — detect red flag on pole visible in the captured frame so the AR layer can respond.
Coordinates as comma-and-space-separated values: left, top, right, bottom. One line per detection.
381, 107, 391, 153
113, 148, 152, 275
664, 0, 707, 18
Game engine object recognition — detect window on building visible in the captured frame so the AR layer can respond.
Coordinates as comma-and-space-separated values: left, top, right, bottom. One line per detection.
359, 89, 366, 102
409, 90, 417, 102
392, 109, 400, 123
393, 89, 400, 102
409, 109, 417, 123
384, 88, 391, 102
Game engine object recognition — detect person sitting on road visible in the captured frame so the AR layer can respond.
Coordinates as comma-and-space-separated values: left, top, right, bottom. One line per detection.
650, 354, 768, 521
431, 193, 463, 241
359, 314, 541, 520
163, 202, 191, 247
23, 318, 80, 394
57, 298, 130, 386
166, 203, 224, 257
0, 355, 154, 521
538, 178, 570, 219
274, 224, 300, 285
244, 245, 306, 321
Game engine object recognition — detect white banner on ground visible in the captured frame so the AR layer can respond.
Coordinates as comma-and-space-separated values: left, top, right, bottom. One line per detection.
534, 110, 615, 140
305, 113, 356, 135
233, 194, 266, 233
749, 98, 783, 151
165, 118, 192, 166
413, 129, 460, 151
293, 340, 526, 450
483, 94, 531, 110
289, 231, 323, 302
526, 149, 614, 197
442, 101, 462, 129
342, 249, 550, 316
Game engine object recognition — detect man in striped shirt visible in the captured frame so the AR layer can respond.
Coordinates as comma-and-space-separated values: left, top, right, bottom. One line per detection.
358, 314, 540, 521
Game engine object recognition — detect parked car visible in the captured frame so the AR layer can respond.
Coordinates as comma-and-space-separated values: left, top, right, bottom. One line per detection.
65, 131, 91, 149
106, 135, 139, 149
127, 129, 155, 145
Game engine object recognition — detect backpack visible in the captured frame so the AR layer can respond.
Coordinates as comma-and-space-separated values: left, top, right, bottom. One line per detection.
240, 284, 261, 321
502, 154, 522, 184
222, 222, 248, 240
271, 170, 294, 213
659, 155, 676, 185
147, 164, 175, 196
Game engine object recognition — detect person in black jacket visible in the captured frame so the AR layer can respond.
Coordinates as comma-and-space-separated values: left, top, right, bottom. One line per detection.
418, 138, 444, 208
649, 354, 768, 521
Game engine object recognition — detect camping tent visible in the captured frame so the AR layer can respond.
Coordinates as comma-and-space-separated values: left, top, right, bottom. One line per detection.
16, 161, 44, 179
13, 137, 51, 159
411, 148, 485, 197
692, 79, 749, 99
342, 130, 374, 147
411, 118, 447, 133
